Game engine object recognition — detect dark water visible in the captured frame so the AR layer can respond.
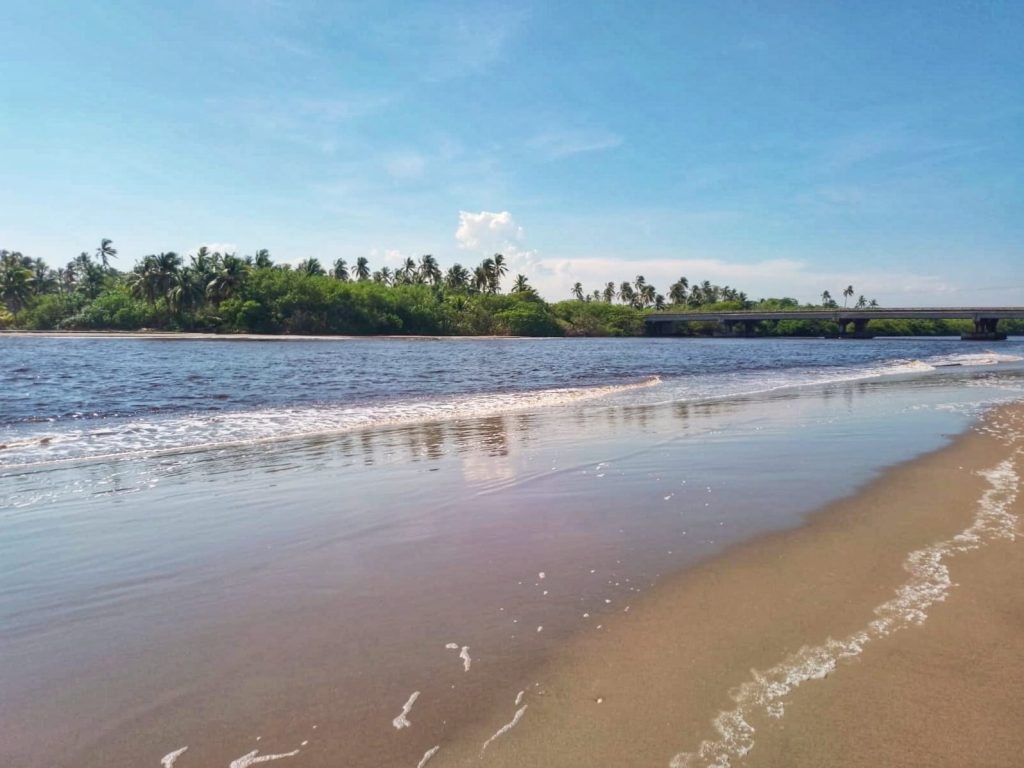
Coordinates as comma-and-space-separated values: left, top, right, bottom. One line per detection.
2, 336, 1022, 466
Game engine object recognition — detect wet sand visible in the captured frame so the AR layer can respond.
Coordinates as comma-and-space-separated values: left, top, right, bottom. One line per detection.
434, 404, 1024, 767
4, 381, 1023, 768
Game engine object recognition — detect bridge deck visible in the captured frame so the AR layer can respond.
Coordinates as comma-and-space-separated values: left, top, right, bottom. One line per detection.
645, 307, 1024, 323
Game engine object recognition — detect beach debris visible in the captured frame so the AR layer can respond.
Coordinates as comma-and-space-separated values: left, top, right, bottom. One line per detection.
596, 697, 604, 704
459, 646, 472, 671
444, 642, 458, 650
536, 625, 543, 632
480, 705, 528, 757
160, 747, 188, 767
229, 748, 301, 768
416, 745, 440, 768
538, 571, 546, 580
392, 691, 420, 730
515, 690, 525, 706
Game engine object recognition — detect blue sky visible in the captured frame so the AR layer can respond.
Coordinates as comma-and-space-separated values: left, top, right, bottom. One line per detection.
2, 1, 1022, 304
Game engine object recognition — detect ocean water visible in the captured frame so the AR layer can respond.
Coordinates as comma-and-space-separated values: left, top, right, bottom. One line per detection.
2, 336, 1024, 768
2, 336, 1022, 467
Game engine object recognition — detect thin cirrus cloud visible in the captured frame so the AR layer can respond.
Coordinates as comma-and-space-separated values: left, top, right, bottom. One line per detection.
527, 130, 624, 160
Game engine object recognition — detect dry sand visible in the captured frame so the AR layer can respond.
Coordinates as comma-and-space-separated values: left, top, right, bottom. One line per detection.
433, 403, 1024, 767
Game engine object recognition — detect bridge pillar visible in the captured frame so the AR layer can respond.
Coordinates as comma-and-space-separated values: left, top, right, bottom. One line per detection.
835, 318, 873, 339
962, 317, 1007, 341
743, 320, 758, 336
721, 320, 735, 336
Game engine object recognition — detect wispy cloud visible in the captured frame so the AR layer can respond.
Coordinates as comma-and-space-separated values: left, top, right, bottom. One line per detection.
527, 129, 623, 160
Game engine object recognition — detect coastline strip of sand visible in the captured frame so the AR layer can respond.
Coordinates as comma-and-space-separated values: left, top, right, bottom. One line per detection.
435, 402, 1024, 767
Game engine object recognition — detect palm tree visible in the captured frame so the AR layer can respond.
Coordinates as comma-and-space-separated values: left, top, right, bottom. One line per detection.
634, 275, 647, 297
618, 281, 635, 306
654, 293, 666, 310
473, 264, 490, 293
572, 282, 584, 301
376, 266, 393, 286
190, 248, 217, 287
74, 252, 106, 299
297, 258, 325, 277
700, 280, 717, 304
602, 282, 616, 303
95, 238, 117, 269
669, 277, 689, 305
477, 257, 497, 293
128, 256, 161, 306
57, 263, 76, 294
491, 253, 508, 292
444, 264, 470, 291
30, 258, 56, 294
639, 283, 656, 308
821, 290, 833, 307
355, 256, 370, 281
207, 254, 249, 307
396, 257, 417, 285
843, 285, 854, 308
253, 249, 273, 269
869, 298, 879, 308
168, 267, 205, 317
0, 259, 33, 317
332, 258, 349, 281
419, 254, 441, 285
855, 295, 867, 308
511, 274, 533, 294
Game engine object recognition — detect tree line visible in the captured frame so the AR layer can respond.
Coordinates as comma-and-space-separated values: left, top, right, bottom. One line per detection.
1, 242, 1018, 337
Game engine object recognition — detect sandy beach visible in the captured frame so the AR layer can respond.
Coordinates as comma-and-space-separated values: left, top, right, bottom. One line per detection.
431, 403, 1024, 767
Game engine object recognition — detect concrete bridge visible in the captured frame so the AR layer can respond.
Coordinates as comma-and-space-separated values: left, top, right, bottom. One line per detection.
644, 308, 1024, 341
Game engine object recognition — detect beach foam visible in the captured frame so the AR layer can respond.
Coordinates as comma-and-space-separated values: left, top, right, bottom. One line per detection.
416, 745, 440, 768
160, 746, 188, 767
392, 691, 420, 730
228, 748, 301, 768
480, 705, 528, 758
670, 434, 1021, 768
0, 377, 662, 468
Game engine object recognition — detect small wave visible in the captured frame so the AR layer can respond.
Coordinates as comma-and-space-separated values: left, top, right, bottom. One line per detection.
926, 351, 1024, 368
0, 377, 661, 469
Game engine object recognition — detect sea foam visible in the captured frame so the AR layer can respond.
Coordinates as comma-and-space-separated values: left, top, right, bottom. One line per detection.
670, 424, 1021, 768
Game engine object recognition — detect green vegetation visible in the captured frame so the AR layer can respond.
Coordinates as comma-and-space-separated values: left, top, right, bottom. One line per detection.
1, 245, 1021, 337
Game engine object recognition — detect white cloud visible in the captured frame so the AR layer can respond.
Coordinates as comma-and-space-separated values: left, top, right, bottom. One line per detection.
449, 211, 963, 305
455, 211, 523, 252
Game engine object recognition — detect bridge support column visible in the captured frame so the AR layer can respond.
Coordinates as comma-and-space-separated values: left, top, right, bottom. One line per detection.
835, 318, 874, 339
962, 317, 1006, 341
743, 320, 758, 337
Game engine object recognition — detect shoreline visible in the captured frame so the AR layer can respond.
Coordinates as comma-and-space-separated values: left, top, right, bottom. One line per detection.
3, 330, 1019, 342
431, 401, 1024, 767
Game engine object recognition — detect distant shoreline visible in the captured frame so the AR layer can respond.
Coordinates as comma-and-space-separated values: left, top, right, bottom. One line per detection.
0, 330, 540, 342
3, 330, 1018, 342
